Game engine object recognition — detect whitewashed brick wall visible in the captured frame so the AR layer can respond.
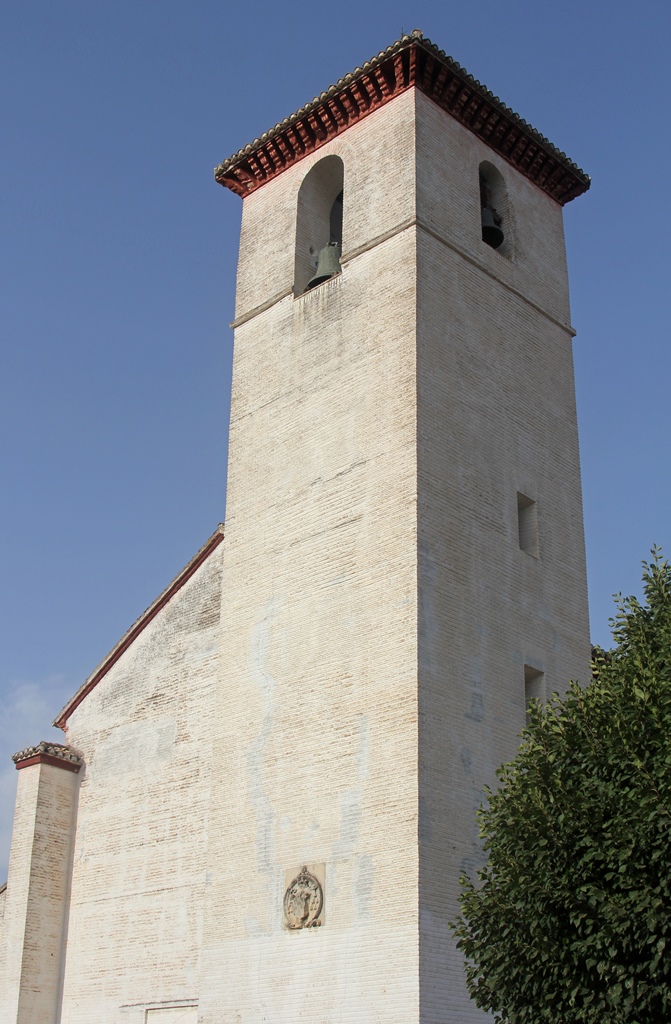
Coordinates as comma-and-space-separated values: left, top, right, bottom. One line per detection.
414, 89, 590, 1022
2, 755, 80, 1023
56, 546, 223, 1023
200, 87, 588, 1024
200, 91, 422, 1024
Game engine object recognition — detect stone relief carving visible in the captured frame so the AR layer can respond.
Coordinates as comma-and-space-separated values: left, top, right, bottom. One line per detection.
283, 865, 324, 929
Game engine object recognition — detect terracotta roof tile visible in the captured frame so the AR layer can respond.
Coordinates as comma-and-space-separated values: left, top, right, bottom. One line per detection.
215, 31, 589, 205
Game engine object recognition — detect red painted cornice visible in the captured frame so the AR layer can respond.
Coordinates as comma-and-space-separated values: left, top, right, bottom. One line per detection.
53, 525, 225, 730
214, 31, 589, 206
13, 742, 82, 773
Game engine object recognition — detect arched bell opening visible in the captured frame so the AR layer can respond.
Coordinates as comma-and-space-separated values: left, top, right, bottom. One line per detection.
294, 155, 345, 295
479, 161, 512, 258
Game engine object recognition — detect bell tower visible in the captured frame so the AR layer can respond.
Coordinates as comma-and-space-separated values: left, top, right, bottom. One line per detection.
201, 32, 590, 1023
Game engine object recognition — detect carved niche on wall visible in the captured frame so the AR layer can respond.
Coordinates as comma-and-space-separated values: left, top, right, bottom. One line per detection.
283, 865, 325, 929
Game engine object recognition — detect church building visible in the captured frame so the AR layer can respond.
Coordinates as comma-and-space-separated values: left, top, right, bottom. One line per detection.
0, 31, 591, 1024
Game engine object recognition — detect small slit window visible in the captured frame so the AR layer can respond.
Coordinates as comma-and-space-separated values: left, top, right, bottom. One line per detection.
517, 492, 539, 558
524, 665, 545, 723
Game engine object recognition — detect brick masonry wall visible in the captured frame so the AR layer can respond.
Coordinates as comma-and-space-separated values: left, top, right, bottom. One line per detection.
414, 89, 591, 1022
1, 760, 79, 1024
199, 91, 422, 1024
56, 547, 223, 1024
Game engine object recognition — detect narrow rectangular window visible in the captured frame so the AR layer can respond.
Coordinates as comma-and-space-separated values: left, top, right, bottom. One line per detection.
524, 665, 545, 723
517, 492, 539, 558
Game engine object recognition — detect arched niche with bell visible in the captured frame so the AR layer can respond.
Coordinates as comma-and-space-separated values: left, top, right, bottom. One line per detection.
294, 154, 344, 294
479, 160, 513, 259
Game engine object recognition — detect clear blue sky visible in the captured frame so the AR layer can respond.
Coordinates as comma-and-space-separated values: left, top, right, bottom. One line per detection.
1, 0, 669, 878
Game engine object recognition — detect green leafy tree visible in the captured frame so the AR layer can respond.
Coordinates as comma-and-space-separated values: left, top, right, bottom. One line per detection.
453, 551, 671, 1023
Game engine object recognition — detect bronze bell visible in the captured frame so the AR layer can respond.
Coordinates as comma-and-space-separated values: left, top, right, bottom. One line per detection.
481, 206, 504, 249
306, 242, 342, 290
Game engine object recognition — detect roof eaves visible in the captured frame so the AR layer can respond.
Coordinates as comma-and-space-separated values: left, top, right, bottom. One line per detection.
214, 31, 589, 205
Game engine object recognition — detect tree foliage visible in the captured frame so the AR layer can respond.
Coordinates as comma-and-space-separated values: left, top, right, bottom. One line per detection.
453, 551, 671, 1023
